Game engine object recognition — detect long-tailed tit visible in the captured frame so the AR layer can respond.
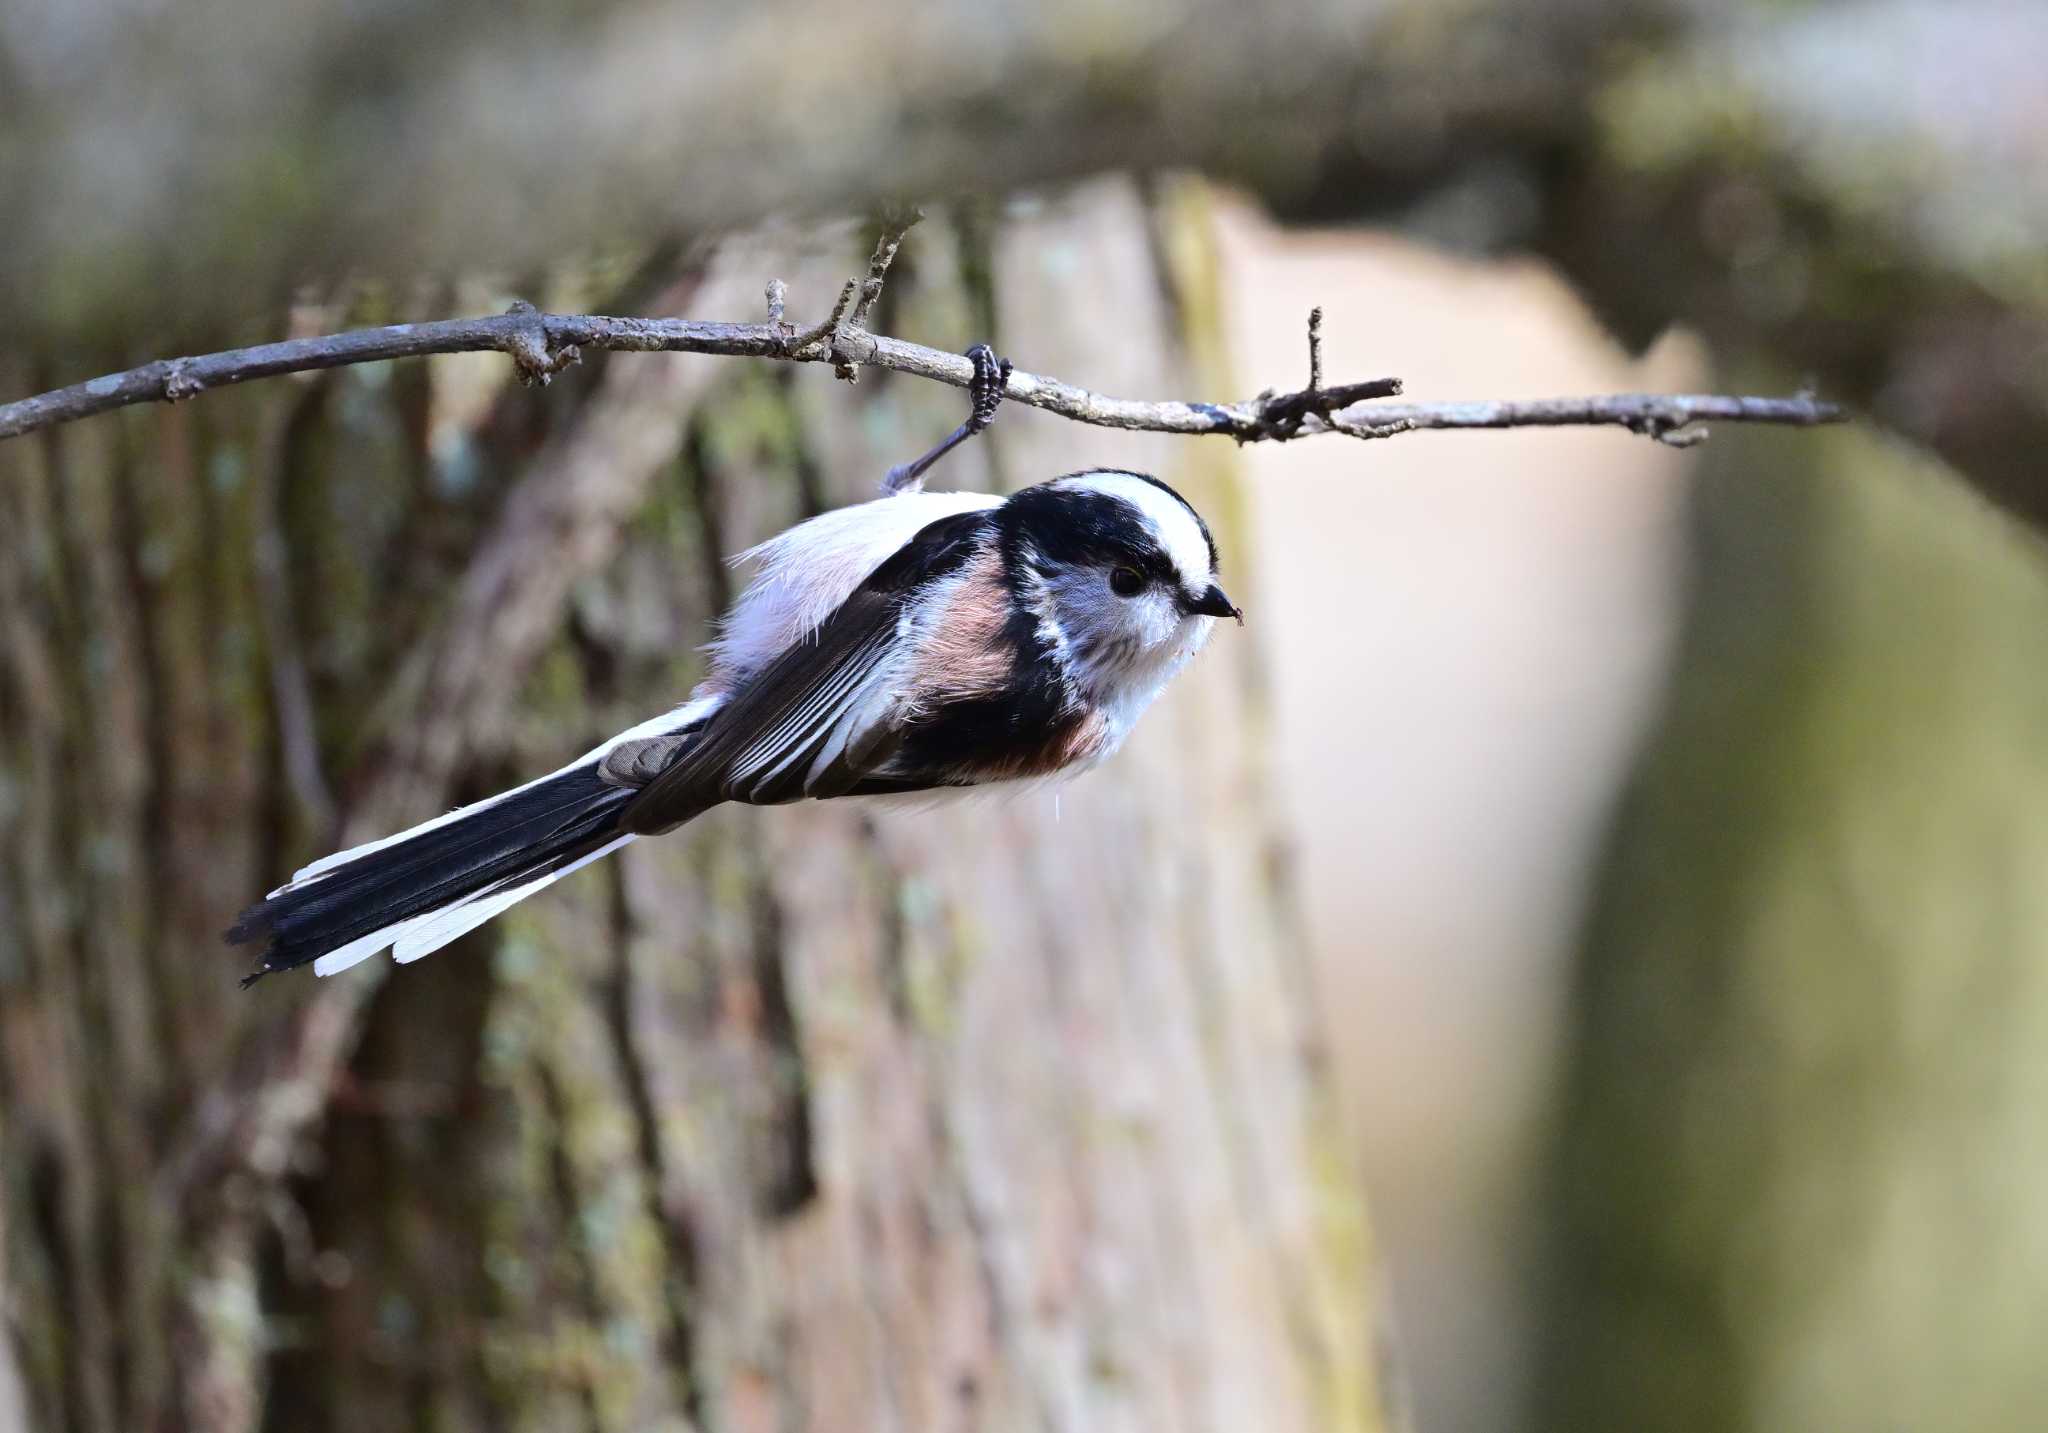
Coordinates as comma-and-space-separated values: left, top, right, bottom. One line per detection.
228, 465, 1240, 983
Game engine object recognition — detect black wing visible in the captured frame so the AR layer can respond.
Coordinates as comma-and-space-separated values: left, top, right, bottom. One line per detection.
617, 509, 993, 834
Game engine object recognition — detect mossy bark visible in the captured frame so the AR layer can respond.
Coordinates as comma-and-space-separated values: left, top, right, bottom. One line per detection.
1538, 417, 2048, 1432
0, 182, 1391, 1433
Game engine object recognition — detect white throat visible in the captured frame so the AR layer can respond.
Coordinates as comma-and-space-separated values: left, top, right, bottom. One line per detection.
1038, 573, 1216, 752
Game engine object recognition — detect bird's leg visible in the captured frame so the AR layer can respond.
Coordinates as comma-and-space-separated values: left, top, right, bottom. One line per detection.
882, 343, 1013, 494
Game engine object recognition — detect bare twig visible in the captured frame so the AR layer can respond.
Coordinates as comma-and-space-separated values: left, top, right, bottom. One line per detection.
1255, 375, 1406, 440
0, 291, 1847, 449
850, 208, 921, 330
1306, 306, 1325, 394
786, 281, 858, 364
1318, 392, 1841, 445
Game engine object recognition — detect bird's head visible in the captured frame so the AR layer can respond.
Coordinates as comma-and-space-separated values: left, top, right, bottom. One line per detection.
999, 469, 1239, 709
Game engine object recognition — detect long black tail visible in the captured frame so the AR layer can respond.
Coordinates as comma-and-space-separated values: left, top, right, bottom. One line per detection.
227, 765, 633, 985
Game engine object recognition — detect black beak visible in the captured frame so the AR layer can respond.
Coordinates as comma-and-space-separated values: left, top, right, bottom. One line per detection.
1185, 583, 1244, 625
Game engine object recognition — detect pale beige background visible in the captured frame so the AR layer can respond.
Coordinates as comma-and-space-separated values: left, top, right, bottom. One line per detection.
1217, 201, 1698, 1433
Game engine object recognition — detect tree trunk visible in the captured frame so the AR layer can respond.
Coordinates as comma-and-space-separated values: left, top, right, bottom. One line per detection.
0, 180, 1393, 1433
1536, 418, 2048, 1431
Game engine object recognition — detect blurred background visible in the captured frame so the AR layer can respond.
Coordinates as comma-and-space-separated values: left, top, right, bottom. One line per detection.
4, 2, 2047, 1431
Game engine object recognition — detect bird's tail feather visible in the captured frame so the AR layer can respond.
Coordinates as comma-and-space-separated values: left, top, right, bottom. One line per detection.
227, 764, 635, 984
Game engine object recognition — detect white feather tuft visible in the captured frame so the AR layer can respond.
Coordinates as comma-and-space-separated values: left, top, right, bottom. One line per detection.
706, 489, 1000, 685
311, 922, 411, 978
274, 696, 721, 900
390, 835, 634, 965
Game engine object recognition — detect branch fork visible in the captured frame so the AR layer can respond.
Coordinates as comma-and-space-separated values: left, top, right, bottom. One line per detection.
501, 300, 583, 386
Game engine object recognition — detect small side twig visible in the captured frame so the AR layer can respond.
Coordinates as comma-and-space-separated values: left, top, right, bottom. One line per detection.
834, 208, 924, 380
788, 280, 859, 366
1241, 305, 1405, 441
501, 299, 582, 386
851, 207, 921, 330
1329, 413, 1417, 442
1254, 374, 1406, 440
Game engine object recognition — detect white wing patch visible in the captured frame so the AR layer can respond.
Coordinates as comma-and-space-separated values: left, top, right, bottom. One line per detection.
706, 489, 1001, 686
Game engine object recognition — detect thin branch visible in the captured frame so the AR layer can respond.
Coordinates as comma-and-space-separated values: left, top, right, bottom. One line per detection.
0, 291, 1846, 449
1319, 392, 1841, 446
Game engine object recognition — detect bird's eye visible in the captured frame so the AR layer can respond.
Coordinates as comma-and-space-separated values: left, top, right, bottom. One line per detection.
1108, 566, 1146, 597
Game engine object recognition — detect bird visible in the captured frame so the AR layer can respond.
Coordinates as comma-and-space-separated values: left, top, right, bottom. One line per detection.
226, 467, 1241, 984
